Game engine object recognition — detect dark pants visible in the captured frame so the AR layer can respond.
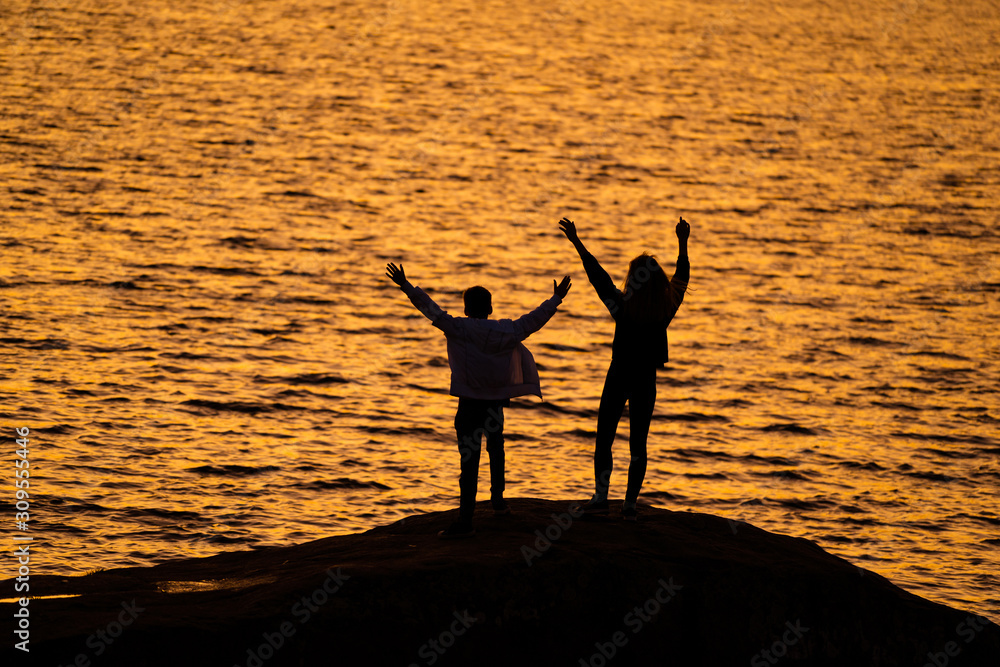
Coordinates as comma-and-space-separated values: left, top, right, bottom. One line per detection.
455, 398, 507, 521
594, 360, 657, 503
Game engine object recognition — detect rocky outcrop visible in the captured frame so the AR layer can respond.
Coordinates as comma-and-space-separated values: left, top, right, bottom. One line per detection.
4, 498, 997, 666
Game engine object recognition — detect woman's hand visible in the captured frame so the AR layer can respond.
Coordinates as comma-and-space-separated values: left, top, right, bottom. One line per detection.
385, 262, 407, 286
676, 217, 690, 241
558, 217, 580, 244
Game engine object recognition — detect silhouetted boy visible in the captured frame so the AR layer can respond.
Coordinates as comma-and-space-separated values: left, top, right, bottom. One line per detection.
386, 262, 571, 537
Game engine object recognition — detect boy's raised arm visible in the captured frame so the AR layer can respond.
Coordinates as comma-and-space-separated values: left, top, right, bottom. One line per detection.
385, 262, 461, 337
509, 276, 571, 339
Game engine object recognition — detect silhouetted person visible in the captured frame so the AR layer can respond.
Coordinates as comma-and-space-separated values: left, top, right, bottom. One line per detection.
559, 217, 690, 520
386, 262, 571, 538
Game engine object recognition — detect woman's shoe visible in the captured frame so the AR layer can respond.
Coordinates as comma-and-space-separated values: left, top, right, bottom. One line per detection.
574, 495, 610, 516
438, 521, 476, 539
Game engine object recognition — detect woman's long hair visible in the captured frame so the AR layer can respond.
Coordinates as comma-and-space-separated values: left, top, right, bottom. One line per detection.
620, 252, 677, 322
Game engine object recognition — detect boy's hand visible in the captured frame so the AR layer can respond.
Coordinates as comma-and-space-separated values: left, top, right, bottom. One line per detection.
385, 262, 407, 286
558, 217, 580, 243
676, 216, 690, 241
553, 275, 572, 298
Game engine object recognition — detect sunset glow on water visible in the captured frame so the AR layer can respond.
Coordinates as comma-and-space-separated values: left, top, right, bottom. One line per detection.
1, 0, 998, 624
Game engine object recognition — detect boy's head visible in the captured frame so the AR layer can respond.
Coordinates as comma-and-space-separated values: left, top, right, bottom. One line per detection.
463, 286, 492, 319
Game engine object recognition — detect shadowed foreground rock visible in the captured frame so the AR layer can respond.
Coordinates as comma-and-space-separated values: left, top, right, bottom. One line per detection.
4, 499, 998, 666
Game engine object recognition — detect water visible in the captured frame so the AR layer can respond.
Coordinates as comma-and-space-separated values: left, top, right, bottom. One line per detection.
1, 0, 998, 623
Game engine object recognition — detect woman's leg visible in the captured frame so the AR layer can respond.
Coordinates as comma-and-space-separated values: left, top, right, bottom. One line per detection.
625, 365, 657, 504
594, 361, 628, 499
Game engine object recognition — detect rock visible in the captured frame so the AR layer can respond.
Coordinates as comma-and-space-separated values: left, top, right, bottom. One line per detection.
4, 498, 997, 666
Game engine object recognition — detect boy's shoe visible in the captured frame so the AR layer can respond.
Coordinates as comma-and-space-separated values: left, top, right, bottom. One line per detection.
492, 499, 511, 515
574, 495, 610, 516
438, 521, 476, 539
622, 503, 638, 522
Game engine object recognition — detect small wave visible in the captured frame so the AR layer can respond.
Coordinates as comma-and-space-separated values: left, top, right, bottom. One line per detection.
902, 470, 956, 483
902, 350, 971, 361
893, 431, 995, 446
642, 490, 682, 501
843, 517, 881, 526
759, 470, 811, 481
667, 448, 736, 460
218, 235, 273, 248
299, 478, 391, 490
402, 383, 451, 395
514, 400, 595, 418
187, 464, 281, 476
34, 163, 102, 172
79, 344, 156, 353
108, 280, 145, 289
206, 534, 255, 544
745, 454, 800, 466
839, 460, 886, 471
263, 189, 326, 198
38, 424, 75, 435
181, 399, 306, 414
120, 507, 203, 520
0, 336, 71, 350
842, 336, 902, 347
761, 423, 818, 435
681, 472, 728, 479
538, 342, 590, 352
250, 327, 294, 335
951, 513, 1000, 527
43, 497, 110, 512
658, 412, 731, 423
98, 480, 146, 488
160, 351, 228, 360
918, 447, 978, 460
771, 497, 833, 510
275, 295, 338, 305
190, 265, 265, 276
850, 316, 896, 324
902, 520, 947, 532
871, 400, 925, 412
358, 424, 439, 437
254, 372, 350, 385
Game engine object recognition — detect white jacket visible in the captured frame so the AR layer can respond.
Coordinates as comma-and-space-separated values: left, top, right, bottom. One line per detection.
400, 281, 563, 400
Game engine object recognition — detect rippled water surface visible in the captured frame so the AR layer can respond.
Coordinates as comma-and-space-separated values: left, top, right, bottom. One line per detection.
2, 0, 998, 622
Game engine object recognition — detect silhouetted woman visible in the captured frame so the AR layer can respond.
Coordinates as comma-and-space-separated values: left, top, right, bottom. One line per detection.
559, 216, 690, 520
